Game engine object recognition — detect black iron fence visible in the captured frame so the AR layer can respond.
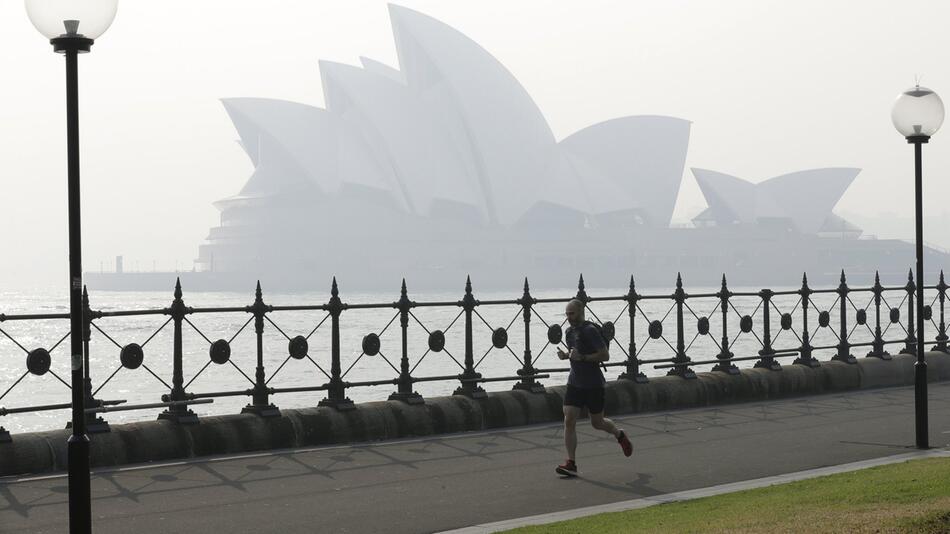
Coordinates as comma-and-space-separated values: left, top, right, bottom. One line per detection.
1, 269, 948, 441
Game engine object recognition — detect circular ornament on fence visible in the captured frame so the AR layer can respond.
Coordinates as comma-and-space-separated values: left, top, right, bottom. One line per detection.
697, 317, 710, 336
818, 311, 831, 328
547, 324, 563, 345
648, 320, 663, 339
26, 348, 51, 376
210, 339, 231, 365
740, 315, 753, 333
780, 313, 793, 330
856, 309, 867, 326
492, 327, 508, 349
601, 321, 615, 342
119, 343, 144, 370
924, 305, 933, 321
289, 335, 309, 360
428, 330, 445, 352
362, 333, 380, 356
890, 307, 900, 324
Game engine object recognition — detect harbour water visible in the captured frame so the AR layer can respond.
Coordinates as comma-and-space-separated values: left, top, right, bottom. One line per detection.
0, 283, 900, 434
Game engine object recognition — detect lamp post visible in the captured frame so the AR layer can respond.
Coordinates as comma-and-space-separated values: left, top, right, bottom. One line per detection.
25, 1, 118, 532
891, 84, 945, 450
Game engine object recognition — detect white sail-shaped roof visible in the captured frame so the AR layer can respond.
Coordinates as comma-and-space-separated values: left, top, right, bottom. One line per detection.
221, 98, 339, 194
388, 4, 578, 225
320, 60, 486, 219
359, 56, 406, 84
692, 169, 756, 224
691, 167, 860, 234
560, 116, 691, 226
757, 168, 859, 234
218, 6, 702, 229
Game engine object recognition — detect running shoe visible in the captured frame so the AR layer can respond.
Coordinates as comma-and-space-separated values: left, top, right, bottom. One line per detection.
617, 430, 633, 457
555, 459, 578, 476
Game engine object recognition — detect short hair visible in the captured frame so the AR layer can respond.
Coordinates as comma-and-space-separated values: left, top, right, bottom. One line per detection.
566, 299, 585, 318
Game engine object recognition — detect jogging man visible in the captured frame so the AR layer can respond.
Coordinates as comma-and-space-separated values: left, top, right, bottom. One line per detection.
556, 299, 632, 476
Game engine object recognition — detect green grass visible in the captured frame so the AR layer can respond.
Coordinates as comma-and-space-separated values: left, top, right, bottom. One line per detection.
505, 457, 950, 533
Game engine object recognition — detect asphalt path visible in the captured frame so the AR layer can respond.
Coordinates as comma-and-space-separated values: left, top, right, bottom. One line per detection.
2, 382, 950, 533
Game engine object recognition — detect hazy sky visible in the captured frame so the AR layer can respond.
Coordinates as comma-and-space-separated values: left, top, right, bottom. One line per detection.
2, 0, 949, 289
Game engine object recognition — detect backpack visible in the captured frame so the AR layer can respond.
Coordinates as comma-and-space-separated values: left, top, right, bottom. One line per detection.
581, 321, 610, 371
583, 320, 612, 353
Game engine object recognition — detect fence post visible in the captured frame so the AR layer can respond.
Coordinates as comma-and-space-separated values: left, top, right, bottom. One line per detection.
755, 288, 781, 370
320, 277, 355, 409
514, 278, 544, 393
79, 286, 109, 432
833, 270, 857, 364
794, 273, 820, 367
935, 270, 949, 353
668, 273, 696, 379
619, 276, 648, 382
390, 279, 424, 404
901, 269, 917, 355
455, 276, 486, 399
713, 274, 739, 374
867, 271, 891, 359
159, 278, 198, 423
242, 281, 280, 417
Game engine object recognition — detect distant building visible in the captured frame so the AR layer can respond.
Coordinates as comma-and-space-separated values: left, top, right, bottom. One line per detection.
130, 4, 934, 291
691, 168, 862, 238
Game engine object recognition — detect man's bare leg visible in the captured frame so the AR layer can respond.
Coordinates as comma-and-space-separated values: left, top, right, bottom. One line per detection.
589, 412, 620, 438
563, 405, 580, 461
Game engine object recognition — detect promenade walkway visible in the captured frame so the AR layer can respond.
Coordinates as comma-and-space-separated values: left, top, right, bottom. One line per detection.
2, 382, 949, 533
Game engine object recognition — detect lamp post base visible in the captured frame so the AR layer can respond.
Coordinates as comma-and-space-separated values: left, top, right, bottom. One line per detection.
66, 432, 91, 532
915, 359, 929, 449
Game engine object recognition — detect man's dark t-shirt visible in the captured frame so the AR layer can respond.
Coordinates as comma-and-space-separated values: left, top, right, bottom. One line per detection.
566, 322, 607, 388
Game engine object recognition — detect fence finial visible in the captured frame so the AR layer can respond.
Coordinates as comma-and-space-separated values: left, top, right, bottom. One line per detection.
578, 274, 585, 292
523, 277, 529, 293
465, 275, 472, 295
908, 268, 915, 283
676, 272, 683, 289
942, 270, 946, 284
255, 280, 262, 300
802, 272, 809, 286
331, 276, 339, 297
840, 269, 847, 284
875, 270, 881, 285
174, 277, 183, 299
402, 278, 408, 298
629, 275, 635, 292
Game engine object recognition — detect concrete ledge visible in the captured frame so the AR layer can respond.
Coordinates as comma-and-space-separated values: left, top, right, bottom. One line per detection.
2, 352, 949, 477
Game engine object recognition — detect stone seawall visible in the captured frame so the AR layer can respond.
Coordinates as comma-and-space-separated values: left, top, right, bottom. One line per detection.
2, 353, 949, 477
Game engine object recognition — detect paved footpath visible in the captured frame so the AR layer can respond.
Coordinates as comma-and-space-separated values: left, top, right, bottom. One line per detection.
2, 382, 950, 533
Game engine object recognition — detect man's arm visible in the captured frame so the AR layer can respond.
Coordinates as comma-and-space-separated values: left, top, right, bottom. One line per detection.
576, 346, 609, 363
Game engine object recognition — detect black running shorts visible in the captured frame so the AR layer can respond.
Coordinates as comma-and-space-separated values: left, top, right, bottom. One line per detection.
563, 385, 605, 414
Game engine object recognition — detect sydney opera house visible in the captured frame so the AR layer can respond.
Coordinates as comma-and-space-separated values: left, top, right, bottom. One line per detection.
90, 5, 941, 291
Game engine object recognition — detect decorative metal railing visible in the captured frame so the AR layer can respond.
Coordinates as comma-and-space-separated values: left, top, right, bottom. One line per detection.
1, 269, 948, 441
